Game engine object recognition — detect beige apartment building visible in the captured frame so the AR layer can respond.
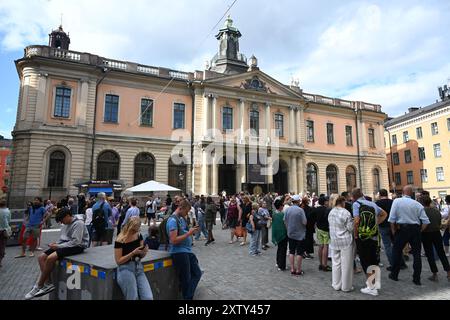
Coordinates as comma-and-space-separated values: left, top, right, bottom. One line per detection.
385, 86, 450, 199
8, 18, 388, 207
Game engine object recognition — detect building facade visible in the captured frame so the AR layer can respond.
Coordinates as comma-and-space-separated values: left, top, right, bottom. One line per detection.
385, 85, 450, 198
0, 136, 12, 198
9, 19, 388, 207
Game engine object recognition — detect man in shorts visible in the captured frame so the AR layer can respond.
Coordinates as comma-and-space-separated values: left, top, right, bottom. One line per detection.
16, 197, 46, 258
313, 196, 332, 271
24, 207, 89, 299
284, 195, 307, 276
145, 196, 157, 225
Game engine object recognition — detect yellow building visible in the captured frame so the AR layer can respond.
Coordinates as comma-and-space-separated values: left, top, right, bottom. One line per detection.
385, 86, 450, 199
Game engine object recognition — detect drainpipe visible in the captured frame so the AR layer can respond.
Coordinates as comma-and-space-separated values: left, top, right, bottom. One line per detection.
355, 104, 363, 192
188, 81, 195, 196
89, 68, 109, 180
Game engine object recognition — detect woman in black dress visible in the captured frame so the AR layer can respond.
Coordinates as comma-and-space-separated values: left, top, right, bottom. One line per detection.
240, 196, 252, 246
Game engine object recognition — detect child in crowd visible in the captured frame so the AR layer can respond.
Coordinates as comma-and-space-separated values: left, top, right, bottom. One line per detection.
144, 225, 160, 250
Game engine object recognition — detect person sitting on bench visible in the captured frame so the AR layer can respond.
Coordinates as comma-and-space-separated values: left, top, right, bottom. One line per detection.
24, 207, 89, 300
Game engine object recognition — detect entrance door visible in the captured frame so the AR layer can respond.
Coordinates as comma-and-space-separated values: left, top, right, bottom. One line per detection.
218, 157, 237, 195
273, 159, 288, 194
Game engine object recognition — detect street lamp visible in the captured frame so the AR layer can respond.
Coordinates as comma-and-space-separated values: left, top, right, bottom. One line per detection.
48, 172, 55, 200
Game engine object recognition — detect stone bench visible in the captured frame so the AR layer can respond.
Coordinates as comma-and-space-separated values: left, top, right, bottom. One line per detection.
49, 245, 181, 300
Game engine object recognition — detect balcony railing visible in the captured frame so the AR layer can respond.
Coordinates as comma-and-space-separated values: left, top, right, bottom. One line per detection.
302, 91, 382, 113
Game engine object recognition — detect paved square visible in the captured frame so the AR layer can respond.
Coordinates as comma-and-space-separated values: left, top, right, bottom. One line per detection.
1, 221, 449, 300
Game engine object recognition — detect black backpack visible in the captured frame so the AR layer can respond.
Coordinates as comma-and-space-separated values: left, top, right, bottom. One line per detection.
356, 201, 378, 240
92, 202, 107, 234
159, 214, 184, 250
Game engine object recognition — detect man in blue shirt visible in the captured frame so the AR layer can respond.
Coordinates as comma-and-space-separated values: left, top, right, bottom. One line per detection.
352, 188, 387, 296
167, 199, 201, 300
91, 192, 112, 246
16, 197, 46, 258
388, 185, 430, 285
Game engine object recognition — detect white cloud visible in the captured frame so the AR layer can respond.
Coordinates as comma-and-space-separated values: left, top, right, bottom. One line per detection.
0, 0, 449, 117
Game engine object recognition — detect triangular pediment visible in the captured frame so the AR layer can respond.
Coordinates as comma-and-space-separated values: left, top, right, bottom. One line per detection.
203, 70, 305, 100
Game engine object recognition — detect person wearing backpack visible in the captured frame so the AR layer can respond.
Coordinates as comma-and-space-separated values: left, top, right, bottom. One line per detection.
388, 185, 430, 286
352, 188, 387, 296
166, 199, 201, 300
91, 192, 112, 247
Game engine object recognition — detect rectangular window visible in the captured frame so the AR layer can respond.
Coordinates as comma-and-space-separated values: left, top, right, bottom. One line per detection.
346, 126, 353, 146
222, 107, 233, 131
140, 98, 153, 126
306, 120, 314, 142
173, 103, 185, 129
368, 128, 375, 148
416, 127, 423, 139
393, 152, 400, 165
407, 171, 414, 184
104, 94, 119, 123
394, 172, 401, 185
274, 113, 284, 137
403, 131, 409, 143
418, 147, 426, 161
436, 167, 445, 182
404, 150, 412, 163
54, 87, 71, 118
420, 169, 428, 183
431, 122, 439, 135
447, 118, 450, 131
433, 143, 441, 158
327, 123, 334, 144
249, 110, 259, 136
392, 134, 397, 145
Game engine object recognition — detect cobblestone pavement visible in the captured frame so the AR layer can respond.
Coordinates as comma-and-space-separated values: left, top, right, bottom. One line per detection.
1, 219, 449, 300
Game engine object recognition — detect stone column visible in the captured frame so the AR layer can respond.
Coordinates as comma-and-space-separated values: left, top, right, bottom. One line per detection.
211, 95, 217, 138
296, 156, 304, 194
238, 98, 245, 143
289, 106, 295, 144
290, 156, 298, 193
295, 107, 302, 145
265, 102, 271, 144
236, 149, 246, 192
34, 74, 47, 122
201, 147, 209, 194
211, 151, 219, 195
203, 94, 210, 139
77, 78, 89, 126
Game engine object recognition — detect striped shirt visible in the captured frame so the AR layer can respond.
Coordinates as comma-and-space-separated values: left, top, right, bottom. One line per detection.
328, 207, 354, 250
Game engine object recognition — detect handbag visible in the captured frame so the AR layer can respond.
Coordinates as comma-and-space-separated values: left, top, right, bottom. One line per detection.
4, 227, 12, 238
266, 219, 272, 229
235, 226, 244, 237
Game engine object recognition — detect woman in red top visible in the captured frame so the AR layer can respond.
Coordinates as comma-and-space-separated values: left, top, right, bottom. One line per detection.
226, 195, 242, 244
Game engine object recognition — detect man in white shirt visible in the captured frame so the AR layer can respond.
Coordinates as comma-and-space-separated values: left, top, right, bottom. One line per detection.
145, 196, 156, 225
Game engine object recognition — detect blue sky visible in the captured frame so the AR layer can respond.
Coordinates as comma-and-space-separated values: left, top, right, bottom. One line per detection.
1, 0, 450, 139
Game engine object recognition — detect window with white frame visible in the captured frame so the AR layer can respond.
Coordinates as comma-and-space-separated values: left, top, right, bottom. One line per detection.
54, 87, 71, 118
420, 169, 428, 183
140, 98, 153, 126
431, 122, 439, 135
436, 167, 445, 182
274, 113, 284, 137
403, 131, 409, 143
433, 143, 441, 158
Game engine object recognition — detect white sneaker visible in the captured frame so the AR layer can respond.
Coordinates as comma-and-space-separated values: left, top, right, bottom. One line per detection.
25, 285, 42, 300
360, 287, 379, 296
35, 283, 55, 297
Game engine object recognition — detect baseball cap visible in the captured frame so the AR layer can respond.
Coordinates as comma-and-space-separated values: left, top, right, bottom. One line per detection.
291, 195, 301, 201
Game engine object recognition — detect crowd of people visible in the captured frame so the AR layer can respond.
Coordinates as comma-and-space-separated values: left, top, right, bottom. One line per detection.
0, 184, 449, 300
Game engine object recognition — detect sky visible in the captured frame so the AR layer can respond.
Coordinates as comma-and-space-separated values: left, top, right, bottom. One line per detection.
0, 0, 449, 139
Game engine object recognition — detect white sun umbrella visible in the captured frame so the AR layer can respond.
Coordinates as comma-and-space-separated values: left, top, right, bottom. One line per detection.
125, 180, 181, 193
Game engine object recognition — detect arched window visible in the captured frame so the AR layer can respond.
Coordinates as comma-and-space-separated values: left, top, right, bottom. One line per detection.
306, 163, 318, 195
326, 165, 338, 195
346, 166, 357, 192
373, 168, 381, 194
97, 151, 119, 180
134, 153, 155, 185
168, 159, 187, 194
48, 151, 65, 187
